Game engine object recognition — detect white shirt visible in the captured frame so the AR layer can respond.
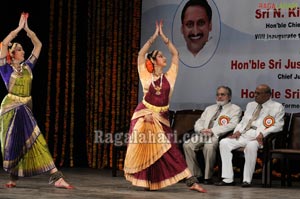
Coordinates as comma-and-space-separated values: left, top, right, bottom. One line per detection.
194, 102, 242, 137
234, 99, 285, 139
178, 38, 216, 68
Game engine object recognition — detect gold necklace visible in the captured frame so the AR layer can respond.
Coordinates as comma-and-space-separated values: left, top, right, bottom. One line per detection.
12, 63, 23, 77
151, 73, 163, 95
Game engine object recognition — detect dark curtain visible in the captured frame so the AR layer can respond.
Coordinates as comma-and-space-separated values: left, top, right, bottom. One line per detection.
0, 0, 141, 168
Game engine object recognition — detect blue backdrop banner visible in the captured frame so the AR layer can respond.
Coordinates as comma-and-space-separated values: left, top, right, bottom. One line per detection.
139, 0, 300, 112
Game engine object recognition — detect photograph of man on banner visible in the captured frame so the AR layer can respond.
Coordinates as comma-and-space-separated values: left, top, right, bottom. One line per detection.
173, 0, 221, 68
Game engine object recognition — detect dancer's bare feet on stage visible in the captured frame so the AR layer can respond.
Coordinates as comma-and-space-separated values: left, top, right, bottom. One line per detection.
54, 178, 74, 189
189, 183, 207, 193
5, 181, 16, 188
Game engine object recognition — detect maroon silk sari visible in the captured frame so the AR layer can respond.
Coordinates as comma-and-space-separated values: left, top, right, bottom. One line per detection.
124, 74, 190, 190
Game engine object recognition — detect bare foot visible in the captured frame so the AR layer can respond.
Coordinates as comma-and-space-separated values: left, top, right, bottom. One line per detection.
54, 178, 74, 189
5, 181, 16, 188
189, 183, 207, 193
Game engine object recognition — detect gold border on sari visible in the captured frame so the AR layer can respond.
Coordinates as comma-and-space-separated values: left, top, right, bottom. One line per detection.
124, 107, 172, 174
0, 93, 32, 116
142, 99, 169, 113
125, 168, 190, 190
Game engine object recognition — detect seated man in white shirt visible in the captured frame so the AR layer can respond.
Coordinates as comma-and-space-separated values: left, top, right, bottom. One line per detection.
215, 84, 285, 187
183, 86, 242, 184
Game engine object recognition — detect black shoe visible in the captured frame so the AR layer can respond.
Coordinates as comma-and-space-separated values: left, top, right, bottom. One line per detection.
203, 179, 213, 185
241, 182, 251, 187
197, 177, 204, 183
215, 181, 235, 186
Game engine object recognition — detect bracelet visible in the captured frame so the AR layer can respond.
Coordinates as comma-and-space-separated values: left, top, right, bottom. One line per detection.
148, 36, 154, 45
164, 38, 169, 45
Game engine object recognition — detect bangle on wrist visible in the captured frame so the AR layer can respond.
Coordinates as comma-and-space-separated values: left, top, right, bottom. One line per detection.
164, 38, 169, 45
148, 36, 154, 45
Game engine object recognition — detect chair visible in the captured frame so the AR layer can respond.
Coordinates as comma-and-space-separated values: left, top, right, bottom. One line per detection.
267, 112, 300, 187
230, 112, 291, 186
172, 109, 236, 179
171, 109, 206, 173
171, 109, 204, 150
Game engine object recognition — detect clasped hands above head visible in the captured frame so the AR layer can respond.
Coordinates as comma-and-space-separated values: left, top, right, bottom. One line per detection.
22, 12, 29, 19
154, 19, 169, 45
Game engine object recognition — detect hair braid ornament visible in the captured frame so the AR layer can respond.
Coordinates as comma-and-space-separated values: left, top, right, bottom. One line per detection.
145, 59, 154, 73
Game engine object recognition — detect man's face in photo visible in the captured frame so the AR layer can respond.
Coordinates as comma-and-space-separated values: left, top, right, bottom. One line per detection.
181, 5, 212, 56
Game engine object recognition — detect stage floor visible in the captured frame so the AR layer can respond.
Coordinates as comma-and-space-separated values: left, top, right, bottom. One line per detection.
0, 168, 299, 199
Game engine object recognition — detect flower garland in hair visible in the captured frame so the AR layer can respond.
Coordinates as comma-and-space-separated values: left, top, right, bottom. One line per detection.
145, 59, 154, 73
0, 42, 12, 64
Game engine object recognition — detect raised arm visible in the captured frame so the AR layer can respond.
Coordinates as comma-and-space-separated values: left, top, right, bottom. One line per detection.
138, 22, 159, 67
158, 21, 179, 66
23, 13, 42, 60
0, 14, 25, 59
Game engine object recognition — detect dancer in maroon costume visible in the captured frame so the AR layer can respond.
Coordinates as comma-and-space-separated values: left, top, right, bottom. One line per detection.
124, 20, 206, 193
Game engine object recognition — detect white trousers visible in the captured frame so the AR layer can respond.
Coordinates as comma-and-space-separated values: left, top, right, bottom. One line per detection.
219, 136, 259, 183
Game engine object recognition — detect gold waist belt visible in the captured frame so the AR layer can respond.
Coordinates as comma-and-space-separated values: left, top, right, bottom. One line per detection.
142, 99, 169, 113
7, 93, 32, 104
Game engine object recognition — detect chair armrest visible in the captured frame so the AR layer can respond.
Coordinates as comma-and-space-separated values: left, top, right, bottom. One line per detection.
263, 133, 277, 147
263, 130, 287, 151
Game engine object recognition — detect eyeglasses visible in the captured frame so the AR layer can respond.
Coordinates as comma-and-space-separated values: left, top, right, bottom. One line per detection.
216, 93, 227, 96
